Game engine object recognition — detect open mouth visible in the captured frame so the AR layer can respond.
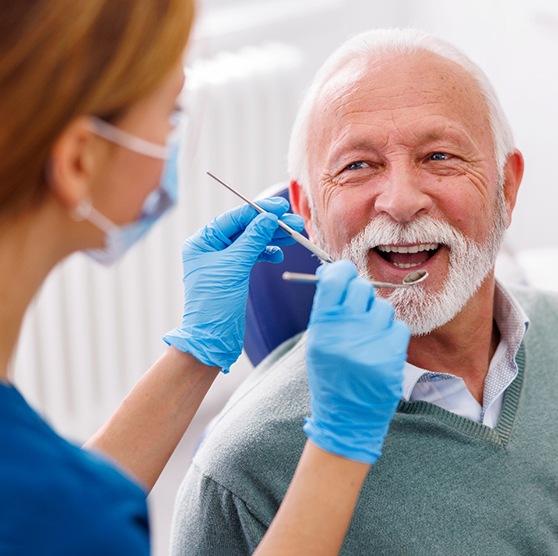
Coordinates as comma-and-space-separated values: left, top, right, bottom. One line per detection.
374, 243, 441, 269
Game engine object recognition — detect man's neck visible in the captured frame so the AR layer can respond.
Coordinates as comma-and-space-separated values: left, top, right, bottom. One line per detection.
406, 279, 499, 404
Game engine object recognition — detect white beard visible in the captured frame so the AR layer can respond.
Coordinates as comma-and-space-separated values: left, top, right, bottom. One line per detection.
311, 191, 506, 336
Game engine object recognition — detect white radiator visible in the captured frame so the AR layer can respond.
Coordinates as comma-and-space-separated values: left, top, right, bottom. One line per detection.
11, 42, 304, 442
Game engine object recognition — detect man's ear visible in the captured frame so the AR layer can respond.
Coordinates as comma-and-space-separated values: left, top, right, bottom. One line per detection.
48, 116, 99, 211
501, 149, 524, 228
289, 179, 314, 237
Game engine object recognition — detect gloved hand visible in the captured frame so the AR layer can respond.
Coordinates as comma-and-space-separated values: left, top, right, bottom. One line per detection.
164, 197, 304, 373
303, 260, 410, 464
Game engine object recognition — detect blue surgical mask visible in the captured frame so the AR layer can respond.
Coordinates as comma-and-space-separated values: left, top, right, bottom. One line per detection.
74, 117, 180, 266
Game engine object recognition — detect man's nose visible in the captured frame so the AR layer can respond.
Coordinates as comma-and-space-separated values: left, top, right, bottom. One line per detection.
373, 164, 433, 223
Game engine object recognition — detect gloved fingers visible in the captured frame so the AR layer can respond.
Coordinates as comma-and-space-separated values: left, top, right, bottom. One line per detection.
211, 204, 258, 242
229, 212, 303, 246
183, 206, 258, 254
182, 222, 228, 256
384, 320, 411, 353
253, 198, 304, 245
279, 212, 304, 231
311, 260, 358, 310
209, 199, 287, 245
368, 322, 411, 364
269, 213, 305, 246
255, 197, 290, 216
366, 297, 396, 332
257, 245, 284, 264
343, 277, 376, 313
216, 198, 303, 246
227, 212, 279, 264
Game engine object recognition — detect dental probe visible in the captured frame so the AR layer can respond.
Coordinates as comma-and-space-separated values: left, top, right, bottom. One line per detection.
207, 171, 334, 264
282, 269, 429, 289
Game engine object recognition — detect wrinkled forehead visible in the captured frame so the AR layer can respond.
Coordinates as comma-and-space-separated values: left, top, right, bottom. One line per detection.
308, 50, 493, 155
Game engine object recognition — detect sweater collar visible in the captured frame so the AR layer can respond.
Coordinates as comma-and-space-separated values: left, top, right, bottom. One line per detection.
401, 279, 529, 401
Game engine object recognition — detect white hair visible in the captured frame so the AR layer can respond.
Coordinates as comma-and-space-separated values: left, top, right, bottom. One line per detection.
287, 28, 515, 191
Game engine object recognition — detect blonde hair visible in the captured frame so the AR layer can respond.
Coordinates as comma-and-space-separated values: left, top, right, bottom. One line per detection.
0, 0, 194, 217
288, 28, 515, 191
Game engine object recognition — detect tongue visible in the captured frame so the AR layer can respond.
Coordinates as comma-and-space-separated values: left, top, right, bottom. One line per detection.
386, 251, 432, 266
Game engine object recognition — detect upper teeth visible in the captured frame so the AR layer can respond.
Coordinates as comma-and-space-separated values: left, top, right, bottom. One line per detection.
376, 243, 439, 253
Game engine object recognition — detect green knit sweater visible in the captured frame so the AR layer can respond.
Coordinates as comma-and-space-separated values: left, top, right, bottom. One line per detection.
171, 287, 558, 556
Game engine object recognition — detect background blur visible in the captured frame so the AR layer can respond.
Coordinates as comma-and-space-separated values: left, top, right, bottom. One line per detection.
10, 1, 558, 554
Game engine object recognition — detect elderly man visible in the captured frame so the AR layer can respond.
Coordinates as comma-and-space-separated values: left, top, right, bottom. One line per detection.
171, 29, 558, 555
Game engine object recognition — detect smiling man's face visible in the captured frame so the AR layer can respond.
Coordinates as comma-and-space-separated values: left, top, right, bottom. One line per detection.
293, 51, 513, 334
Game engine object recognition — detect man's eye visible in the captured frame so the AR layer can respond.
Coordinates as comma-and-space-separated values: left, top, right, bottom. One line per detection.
345, 161, 369, 171
429, 152, 450, 161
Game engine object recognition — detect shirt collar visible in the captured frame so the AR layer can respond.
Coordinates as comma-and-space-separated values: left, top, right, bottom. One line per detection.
401, 279, 529, 401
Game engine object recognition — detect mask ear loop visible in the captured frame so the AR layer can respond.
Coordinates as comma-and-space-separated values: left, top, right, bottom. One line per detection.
90, 117, 169, 159
72, 198, 118, 234
44, 158, 117, 236
75, 117, 182, 236
72, 117, 172, 233
72, 198, 93, 221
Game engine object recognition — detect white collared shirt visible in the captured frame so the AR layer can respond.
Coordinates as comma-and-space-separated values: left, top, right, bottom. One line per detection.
401, 281, 529, 428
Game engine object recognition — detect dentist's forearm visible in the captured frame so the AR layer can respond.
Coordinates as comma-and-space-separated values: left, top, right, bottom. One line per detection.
85, 346, 219, 491
255, 441, 371, 555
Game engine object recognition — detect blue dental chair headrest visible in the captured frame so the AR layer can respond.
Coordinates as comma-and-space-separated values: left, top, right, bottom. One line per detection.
244, 185, 319, 367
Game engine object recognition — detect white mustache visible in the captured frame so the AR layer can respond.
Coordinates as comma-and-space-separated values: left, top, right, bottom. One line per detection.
342, 215, 466, 257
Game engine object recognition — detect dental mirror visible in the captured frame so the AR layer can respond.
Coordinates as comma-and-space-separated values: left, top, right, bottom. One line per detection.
401, 269, 428, 286
282, 269, 428, 289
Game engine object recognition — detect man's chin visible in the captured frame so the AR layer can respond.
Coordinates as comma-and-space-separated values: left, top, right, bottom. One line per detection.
387, 283, 464, 337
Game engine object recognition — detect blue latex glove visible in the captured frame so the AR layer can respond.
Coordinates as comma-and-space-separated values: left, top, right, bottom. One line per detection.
303, 260, 411, 464
164, 197, 304, 372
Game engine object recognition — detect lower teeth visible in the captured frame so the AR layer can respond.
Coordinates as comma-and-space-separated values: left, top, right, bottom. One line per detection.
393, 262, 421, 269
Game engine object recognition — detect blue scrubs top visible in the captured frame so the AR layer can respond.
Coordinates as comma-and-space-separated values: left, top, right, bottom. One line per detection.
0, 383, 150, 555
